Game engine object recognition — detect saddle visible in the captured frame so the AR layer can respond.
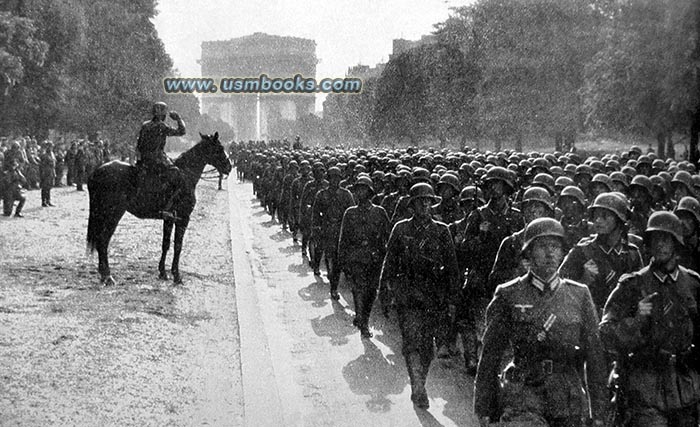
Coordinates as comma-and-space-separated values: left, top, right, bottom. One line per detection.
130, 161, 184, 220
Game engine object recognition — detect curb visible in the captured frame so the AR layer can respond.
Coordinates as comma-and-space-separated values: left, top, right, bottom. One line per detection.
228, 175, 285, 427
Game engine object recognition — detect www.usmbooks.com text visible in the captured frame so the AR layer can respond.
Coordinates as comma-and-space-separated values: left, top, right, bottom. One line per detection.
163, 74, 363, 94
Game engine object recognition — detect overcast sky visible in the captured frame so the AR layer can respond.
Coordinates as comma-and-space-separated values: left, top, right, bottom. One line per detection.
152, 0, 471, 111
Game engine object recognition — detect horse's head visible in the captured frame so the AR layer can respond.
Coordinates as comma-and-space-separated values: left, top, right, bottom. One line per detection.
199, 132, 232, 176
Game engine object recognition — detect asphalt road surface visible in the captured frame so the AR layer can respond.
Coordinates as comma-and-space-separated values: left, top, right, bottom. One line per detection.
229, 173, 478, 427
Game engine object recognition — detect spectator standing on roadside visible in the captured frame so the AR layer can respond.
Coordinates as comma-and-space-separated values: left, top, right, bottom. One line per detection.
39, 141, 56, 207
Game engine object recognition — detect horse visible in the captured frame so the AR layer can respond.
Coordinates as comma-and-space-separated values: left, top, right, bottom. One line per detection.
86, 132, 232, 286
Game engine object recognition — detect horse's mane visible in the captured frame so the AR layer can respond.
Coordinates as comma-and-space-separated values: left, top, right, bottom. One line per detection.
174, 134, 214, 169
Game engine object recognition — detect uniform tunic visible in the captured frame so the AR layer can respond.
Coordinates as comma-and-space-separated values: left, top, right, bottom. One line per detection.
600, 265, 700, 425
380, 217, 460, 355
559, 234, 644, 311
474, 272, 607, 424
137, 118, 185, 167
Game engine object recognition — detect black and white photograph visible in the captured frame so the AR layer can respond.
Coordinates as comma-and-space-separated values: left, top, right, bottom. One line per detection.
1, 0, 699, 426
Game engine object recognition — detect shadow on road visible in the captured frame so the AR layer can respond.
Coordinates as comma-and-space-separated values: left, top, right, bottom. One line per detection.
309, 299, 356, 345
342, 339, 406, 413
298, 277, 329, 308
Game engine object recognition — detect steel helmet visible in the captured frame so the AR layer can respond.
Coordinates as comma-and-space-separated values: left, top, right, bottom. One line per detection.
671, 171, 694, 193
483, 166, 515, 192
521, 217, 565, 252
412, 167, 431, 183
591, 173, 612, 191
409, 182, 440, 203
674, 196, 700, 227
558, 185, 587, 208
531, 173, 556, 195
629, 175, 653, 196
326, 166, 342, 178
575, 164, 593, 178
609, 171, 629, 188
555, 176, 575, 190
589, 192, 630, 223
522, 187, 553, 212
152, 101, 168, 116
644, 211, 684, 246
459, 186, 484, 204
351, 176, 375, 195
436, 172, 461, 193
636, 155, 652, 167
589, 160, 605, 174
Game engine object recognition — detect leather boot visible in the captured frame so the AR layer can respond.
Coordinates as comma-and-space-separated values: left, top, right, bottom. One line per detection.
406, 352, 429, 409
462, 331, 479, 376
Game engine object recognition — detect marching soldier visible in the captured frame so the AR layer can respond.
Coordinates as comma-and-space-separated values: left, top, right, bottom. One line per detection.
600, 211, 700, 427
459, 166, 523, 374
432, 172, 465, 224
279, 160, 299, 231
560, 192, 644, 311
311, 166, 354, 298
674, 196, 700, 272
474, 218, 607, 427
300, 163, 328, 265
488, 186, 555, 291
337, 176, 391, 336
379, 183, 460, 409
557, 185, 590, 252
289, 160, 312, 243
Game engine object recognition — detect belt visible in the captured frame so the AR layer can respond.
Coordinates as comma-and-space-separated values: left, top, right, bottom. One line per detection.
505, 359, 577, 385
629, 347, 694, 369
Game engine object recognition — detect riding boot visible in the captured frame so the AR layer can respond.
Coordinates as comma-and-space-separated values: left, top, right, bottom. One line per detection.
161, 188, 181, 221
405, 352, 429, 409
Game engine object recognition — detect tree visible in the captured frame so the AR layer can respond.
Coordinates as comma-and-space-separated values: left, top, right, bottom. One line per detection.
469, 0, 601, 151
581, 0, 699, 159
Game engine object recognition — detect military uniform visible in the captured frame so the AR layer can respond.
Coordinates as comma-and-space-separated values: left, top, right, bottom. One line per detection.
474, 272, 607, 426
289, 172, 312, 240
300, 177, 328, 259
431, 197, 465, 225
600, 265, 700, 427
560, 217, 591, 253
337, 201, 390, 331
559, 234, 644, 311
311, 184, 355, 290
380, 214, 460, 407
136, 117, 185, 169
487, 228, 529, 291
460, 201, 523, 369
39, 148, 56, 206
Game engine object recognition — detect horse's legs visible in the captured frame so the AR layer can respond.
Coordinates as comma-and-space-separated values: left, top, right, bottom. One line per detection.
159, 220, 174, 280
171, 220, 189, 285
97, 211, 125, 286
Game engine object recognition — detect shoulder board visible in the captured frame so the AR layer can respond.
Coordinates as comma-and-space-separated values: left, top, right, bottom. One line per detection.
497, 275, 523, 291
618, 268, 645, 284
560, 278, 588, 289
681, 266, 700, 282
433, 219, 449, 228
576, 235, 596, 246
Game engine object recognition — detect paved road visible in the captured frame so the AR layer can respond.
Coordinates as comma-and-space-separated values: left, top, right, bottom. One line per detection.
229, 174, 479, 427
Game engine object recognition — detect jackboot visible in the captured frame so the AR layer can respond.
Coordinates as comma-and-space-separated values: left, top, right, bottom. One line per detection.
406, 352, 429, 409
462, 331, 479, 376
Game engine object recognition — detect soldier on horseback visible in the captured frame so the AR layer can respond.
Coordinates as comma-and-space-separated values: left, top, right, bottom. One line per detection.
136, 101, 186, 220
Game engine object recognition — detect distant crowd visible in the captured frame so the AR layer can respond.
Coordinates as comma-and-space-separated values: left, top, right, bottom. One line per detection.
0, 136, 113, 216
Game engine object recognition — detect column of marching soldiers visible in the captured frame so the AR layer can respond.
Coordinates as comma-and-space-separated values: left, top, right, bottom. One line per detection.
230, 141, 700, 427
